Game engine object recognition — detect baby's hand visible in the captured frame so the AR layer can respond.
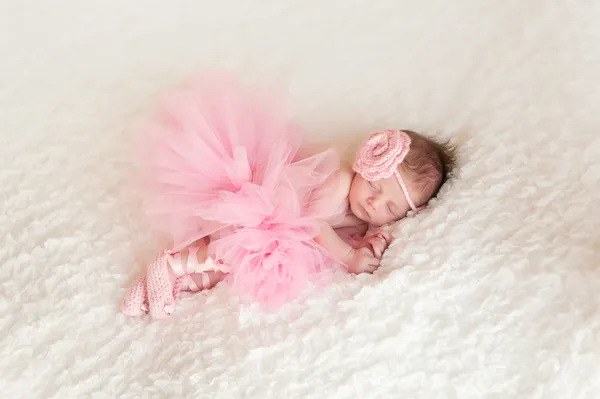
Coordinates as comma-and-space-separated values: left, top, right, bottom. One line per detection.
345, 247, 380, 274
364, 231, 392, 258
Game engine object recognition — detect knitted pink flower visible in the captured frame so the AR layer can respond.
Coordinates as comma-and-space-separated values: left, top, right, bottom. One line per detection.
353, 130, 412, 181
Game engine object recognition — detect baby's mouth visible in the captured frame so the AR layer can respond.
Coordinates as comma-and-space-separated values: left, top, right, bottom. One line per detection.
361, 204, 371, 220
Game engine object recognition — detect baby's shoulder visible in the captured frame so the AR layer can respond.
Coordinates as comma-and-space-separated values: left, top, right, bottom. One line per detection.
309, 162, 354, 224
326, 163, 354, 200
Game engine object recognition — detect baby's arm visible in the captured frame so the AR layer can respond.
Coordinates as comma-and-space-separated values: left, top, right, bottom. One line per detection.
312, 165, 380, 273
315, 222, 380, 274
314, 222, 354, 263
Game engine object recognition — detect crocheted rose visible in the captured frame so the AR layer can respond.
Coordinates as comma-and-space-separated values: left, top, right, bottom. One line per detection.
353, 129, 412, 181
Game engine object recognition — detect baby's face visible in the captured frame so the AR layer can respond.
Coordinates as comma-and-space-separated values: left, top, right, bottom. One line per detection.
348, 172, 414, 226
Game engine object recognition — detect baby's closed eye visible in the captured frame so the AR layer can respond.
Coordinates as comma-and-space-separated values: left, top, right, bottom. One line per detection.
387, 202, 397, 215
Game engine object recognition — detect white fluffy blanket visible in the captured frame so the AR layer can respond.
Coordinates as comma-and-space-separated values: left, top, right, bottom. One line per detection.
2, 1, 599, 398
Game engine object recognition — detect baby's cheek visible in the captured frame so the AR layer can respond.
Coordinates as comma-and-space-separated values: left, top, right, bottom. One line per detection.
372, 213, 389, 226
381, 212, 401, 225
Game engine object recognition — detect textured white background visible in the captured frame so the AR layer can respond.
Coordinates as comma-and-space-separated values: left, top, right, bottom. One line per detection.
1, 1, 600, 398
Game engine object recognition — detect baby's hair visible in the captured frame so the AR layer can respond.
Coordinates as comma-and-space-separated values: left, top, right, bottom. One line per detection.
400, 130, 455, 207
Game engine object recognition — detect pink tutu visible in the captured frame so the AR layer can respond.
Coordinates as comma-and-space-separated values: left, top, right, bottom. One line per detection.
134, 73, 345, 307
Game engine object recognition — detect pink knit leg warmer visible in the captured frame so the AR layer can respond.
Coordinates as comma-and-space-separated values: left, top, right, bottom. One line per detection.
121, 275, 149, 317
147, 250, 178, 319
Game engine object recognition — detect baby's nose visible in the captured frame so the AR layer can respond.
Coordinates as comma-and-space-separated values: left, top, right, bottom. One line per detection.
367, 196, 381, 209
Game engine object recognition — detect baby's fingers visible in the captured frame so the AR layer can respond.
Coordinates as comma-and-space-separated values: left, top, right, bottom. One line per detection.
366, 258, 380, 273
379, 231, 392, 244
361, 263, 377, 274
374, 241, 385, 258
368, 237, 386, 258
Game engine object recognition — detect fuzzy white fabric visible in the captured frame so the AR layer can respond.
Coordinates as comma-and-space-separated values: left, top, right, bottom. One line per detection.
2, 1, 600, 398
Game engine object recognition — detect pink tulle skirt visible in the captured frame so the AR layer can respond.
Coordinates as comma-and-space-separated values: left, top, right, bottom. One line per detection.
134, 73, 345, 307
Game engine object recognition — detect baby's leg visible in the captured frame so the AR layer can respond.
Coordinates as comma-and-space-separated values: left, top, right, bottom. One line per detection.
140, 238, 229, 318
177, 243, 227, 291
188, 270, 227, 290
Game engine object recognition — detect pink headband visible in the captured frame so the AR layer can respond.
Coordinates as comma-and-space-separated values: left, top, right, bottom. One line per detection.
352, 129, 417, 212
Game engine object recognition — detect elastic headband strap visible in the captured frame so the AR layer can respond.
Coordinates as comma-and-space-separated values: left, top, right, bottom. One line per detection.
394, 171, 417, 212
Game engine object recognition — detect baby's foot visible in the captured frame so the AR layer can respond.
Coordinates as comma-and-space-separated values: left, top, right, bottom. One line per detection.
121, 275, 149, 317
